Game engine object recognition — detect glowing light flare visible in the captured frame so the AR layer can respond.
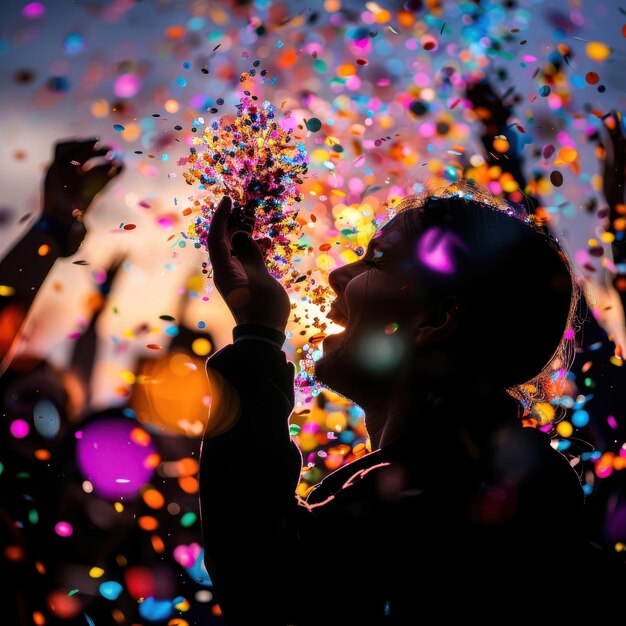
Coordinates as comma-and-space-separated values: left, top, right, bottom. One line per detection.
416, 227, 466, 274
130, 353, 210, 436
76, 417, 157, 500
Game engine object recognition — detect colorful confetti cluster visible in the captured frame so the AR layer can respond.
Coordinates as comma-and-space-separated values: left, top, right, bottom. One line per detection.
178, 87, 309, 280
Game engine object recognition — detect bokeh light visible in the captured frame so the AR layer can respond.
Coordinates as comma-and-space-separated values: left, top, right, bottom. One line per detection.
76, 416, 157, 500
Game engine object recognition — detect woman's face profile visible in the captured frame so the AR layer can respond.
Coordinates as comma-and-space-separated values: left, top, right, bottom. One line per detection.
314, 214, 429, 399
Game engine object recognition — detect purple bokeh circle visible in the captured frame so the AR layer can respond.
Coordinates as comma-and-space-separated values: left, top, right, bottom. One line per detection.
76, 417, 156, 500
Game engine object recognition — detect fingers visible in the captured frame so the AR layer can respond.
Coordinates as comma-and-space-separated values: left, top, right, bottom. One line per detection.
82, 162, 123, 184
54, 138, 112, 166
207, 197, 237, 284
256, 236, 272, 257
230, 232, 271, 278
207, 196, 232, 256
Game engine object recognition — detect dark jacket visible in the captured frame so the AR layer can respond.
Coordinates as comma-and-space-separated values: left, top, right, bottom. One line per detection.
199, 337, 625, 624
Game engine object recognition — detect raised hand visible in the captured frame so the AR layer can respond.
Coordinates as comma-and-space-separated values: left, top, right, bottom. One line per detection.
207, 196, 291, 334
43, 137, 123, 221
0, 138, 124, 367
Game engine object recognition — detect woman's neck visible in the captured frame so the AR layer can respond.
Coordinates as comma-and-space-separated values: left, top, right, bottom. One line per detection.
365, 385, 521, 450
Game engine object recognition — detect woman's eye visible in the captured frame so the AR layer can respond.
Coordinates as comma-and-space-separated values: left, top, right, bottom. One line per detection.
363, 249, 383, 267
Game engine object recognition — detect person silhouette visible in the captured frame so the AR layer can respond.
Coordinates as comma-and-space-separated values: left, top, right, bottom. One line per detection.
0, 137, 123, 625
198, 184, 626, 624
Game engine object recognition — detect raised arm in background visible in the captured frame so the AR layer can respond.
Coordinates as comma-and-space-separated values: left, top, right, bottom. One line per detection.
0, 138, 123, 370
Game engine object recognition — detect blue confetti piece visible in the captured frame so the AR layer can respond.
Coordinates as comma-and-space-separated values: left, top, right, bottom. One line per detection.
99, 580, 123, 600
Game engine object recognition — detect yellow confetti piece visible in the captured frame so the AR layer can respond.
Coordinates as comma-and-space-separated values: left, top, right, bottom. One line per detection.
120, 370, 136, 385
191, 337, 212, 356
600, 231, 615, 244
114, 502, 124, 513
585, 41, 611, 61
89, 567, 105, 578
0, 284, 15, 296
173, 598, 190, 612
556, 420, 573, 438
534, 402, 555, 424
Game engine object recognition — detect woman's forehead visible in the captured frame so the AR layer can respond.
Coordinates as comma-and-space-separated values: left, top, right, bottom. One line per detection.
371, 215, 411, 245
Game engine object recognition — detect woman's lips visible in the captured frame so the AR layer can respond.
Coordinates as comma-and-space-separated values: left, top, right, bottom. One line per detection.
327, 303, 348, 328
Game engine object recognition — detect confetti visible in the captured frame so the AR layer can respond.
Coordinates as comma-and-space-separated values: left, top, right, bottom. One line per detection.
179, 87, 308, 280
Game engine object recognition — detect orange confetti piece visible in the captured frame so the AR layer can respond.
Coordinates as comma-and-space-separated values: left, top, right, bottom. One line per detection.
5, 544, 24, 561
34, 449, 51, 461
138, 516, 159, 531
165, 25, 186, 39
143, 488, 165, 509
557, 146, 578, 163
337, 63, 357, 77
151, 535, 165, 553
123, 224, 136, 230
178, 475, 199, 494
37, 244, 50, 256
146, 344, 162, 350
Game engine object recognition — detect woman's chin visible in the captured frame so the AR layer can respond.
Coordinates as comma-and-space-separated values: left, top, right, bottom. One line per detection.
320, 330, 345, 354
312, 332, 345, 386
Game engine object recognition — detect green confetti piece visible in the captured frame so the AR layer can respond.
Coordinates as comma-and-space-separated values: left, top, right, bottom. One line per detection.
305, 117, 322, 132
180, 512, 197, 527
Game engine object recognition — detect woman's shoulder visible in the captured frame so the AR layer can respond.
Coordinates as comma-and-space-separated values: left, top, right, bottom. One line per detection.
487, 423, 585, 523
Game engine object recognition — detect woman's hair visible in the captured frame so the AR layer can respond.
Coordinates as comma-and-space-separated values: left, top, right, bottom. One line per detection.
393, 180, 580, 424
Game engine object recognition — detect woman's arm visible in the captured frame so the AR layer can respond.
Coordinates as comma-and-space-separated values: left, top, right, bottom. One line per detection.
0, 138, 123, 368
198, 197, 306, 623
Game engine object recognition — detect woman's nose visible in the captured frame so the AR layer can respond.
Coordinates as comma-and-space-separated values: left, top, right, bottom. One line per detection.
328, 262, 360, 295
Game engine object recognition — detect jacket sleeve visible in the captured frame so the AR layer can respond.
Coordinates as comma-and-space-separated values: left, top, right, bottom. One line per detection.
198, 334, 307, 624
